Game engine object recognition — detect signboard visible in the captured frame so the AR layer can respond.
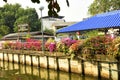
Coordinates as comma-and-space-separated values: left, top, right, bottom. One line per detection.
18, 24, 29, 32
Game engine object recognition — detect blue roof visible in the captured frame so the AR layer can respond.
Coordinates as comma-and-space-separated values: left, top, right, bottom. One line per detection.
57, 10, 120, 33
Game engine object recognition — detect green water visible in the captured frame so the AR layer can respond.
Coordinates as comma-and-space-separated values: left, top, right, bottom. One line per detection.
0, 61, 104, 80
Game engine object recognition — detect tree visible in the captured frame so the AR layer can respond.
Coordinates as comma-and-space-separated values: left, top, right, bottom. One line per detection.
0, 25, 10, 38
14, 8, 41, 32
3, 0, 69, 17
0, 3, 21, 32
88, 0, 120, 15
44, 28, 54, 35
0, 3, 41, 37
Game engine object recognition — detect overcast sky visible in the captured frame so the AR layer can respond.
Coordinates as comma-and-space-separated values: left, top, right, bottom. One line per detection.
0, 0, 94, 22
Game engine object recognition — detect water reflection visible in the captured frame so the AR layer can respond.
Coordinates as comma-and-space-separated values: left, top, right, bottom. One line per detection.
0, 60, 99, 80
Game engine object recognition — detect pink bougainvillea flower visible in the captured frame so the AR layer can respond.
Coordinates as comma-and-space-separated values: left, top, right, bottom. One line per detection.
48, 42, 56, 52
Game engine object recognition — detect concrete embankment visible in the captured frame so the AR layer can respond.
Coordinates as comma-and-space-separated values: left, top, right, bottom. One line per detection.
0, 49, 119, 80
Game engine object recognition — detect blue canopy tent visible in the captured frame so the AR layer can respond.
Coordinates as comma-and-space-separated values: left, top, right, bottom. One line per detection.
57, 10, 120, 33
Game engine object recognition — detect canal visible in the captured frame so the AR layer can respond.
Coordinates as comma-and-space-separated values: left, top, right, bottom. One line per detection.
0, 60, 105, 80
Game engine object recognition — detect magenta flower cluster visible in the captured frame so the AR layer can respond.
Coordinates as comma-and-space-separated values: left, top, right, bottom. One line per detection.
23, 38, 41, 50
3, 38, 42, 51
48, 42, 56, 52
61, 38, 77, 47
2, 38, 77, 53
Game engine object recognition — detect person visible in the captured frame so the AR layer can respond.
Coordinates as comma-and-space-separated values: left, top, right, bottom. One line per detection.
107, 28, 115, 39
76, 31, 80, 40
69, 34, 73, 40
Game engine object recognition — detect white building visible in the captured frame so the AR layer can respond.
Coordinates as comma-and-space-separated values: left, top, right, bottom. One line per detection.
42, 16, 65, 30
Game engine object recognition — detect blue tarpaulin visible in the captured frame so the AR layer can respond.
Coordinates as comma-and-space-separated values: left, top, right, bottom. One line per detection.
57, 10, 120, 33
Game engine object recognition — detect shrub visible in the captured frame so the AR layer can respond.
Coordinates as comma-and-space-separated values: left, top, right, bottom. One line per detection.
107, 37, 120, 58
45, 38, 56, 52
82, 35, 113, 54
2, 38, 42, 51
48, 42, 56, 52
24, 38, 41, 51
69, 40, 84, 54
56, 38, 77, 54
2, 41, 11, 49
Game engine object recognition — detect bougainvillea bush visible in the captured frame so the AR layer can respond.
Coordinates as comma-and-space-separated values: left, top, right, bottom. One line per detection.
81, 35, 114, 55
69, 40, 84, 54
2, 41, 12, 49
2, 38, 42, 51
45, 38, 56, 52
56, 38, 77, 54
2, 35, 120, 59
107, 37, 120, 58
23, 38, 41, 51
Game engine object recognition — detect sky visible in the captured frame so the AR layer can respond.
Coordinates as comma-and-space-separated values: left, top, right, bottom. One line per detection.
0, 0, 94, 22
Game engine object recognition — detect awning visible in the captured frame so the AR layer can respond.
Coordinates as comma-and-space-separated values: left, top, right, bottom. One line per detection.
57, 10, 120, 33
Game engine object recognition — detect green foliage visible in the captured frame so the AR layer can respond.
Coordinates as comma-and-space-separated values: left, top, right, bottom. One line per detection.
0, 4, 21, 33
0, 25, 10, 38
82, 35, 113, 55
56, 42, 68, 53
26, 34, 31, 39
44, 28, 54, 35
84, 30, 101, 38
46, 38, 55, 43
107, 37, 120, 57
2, 41, 11, 49
0, 3, 41, 36
88, 0, 120, 15
14, 8, 41, 32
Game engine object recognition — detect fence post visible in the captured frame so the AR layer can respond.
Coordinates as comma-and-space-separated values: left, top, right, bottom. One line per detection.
18, 54, 20, 64
7, 53, 9, 62
3, 52, 4, 61
116, 57, 120, 80
30, 55, 33, 66
56, 57, 59, 70
117, 61, 120, 80
12, 53, 14, 69
46, 56, 49, 69
68, 58, 71, 73
38, 55, 40, 67
97, 61, 101, 79
81, 59, 85, 76
109, 62, 112, 79
12, 53, 14, 63
24, 54, 26, 65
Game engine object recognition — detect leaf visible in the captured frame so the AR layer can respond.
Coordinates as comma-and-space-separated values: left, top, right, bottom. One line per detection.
54, 1, 60, 12
53, 10, 58, 17
3, 0, 7, 2
66, 0, 70, 7
48, 10, 53, 17
31, 0, 40, 3
48, 1, 52, 10
46, 0, 51, 2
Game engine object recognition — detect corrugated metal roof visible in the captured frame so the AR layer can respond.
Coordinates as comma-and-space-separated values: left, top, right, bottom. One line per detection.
2, 31, 53, 40
57, 10, 120, 33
